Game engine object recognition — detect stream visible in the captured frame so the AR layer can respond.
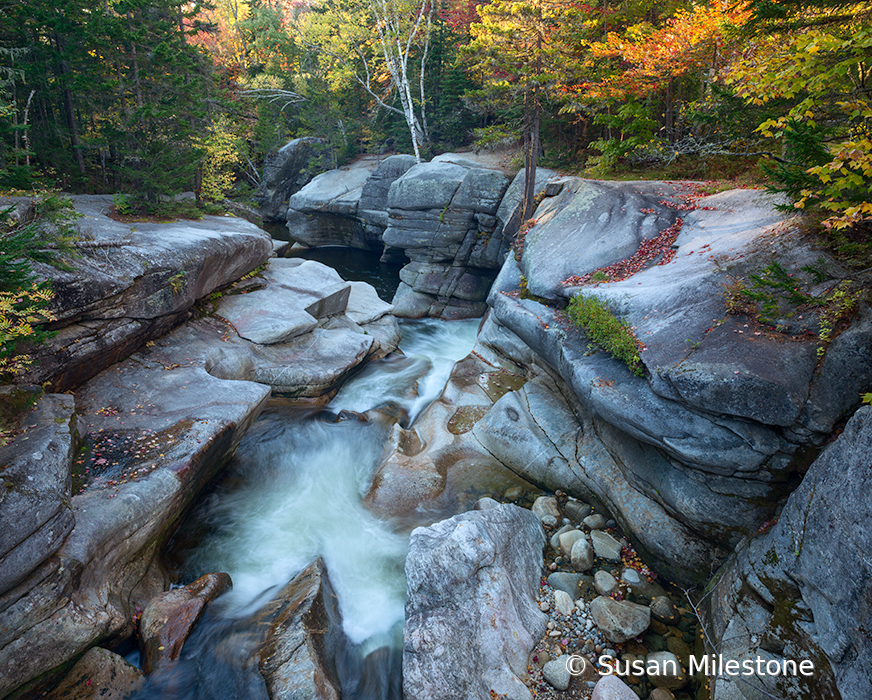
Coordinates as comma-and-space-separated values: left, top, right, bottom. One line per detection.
133, 315, 483, 700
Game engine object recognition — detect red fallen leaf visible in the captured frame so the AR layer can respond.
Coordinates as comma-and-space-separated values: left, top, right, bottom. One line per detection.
95, 458, 107, 465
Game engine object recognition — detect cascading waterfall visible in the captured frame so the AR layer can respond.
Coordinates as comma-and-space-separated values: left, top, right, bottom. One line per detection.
134, 317, 481, 700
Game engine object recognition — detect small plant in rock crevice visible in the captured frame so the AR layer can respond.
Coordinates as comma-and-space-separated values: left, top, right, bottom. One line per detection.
567, 294, 645, 376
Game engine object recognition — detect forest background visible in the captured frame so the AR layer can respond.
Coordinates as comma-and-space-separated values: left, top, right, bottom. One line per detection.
1, 0, 871, 378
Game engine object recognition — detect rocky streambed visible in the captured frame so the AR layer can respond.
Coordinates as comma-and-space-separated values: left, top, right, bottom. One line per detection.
2, 154, 871, 700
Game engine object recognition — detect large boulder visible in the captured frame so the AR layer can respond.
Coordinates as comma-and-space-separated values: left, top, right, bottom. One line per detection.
255, 137, 334, 222
383, 161, 511, 318
258, 559, 343, 700
10, 194, 272, 392
705, 406, 872, 700
404, 502, 548, 700
285, 157, 381, 249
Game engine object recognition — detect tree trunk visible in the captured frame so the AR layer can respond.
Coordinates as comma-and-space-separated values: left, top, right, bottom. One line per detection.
54, 34, 86, 175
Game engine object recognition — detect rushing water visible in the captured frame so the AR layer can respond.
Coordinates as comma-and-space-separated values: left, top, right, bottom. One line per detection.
136, 317, 482, 700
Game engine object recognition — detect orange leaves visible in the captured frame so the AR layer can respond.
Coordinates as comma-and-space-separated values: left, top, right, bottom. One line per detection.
582, 2, 751, 101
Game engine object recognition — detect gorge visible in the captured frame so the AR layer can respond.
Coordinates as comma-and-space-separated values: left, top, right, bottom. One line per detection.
1, 150, 870, 700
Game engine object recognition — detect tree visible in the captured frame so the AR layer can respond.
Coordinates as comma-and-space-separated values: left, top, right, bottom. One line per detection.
465, 0, 567, 217
727, 1, 872, 241
299, 0, 434, 162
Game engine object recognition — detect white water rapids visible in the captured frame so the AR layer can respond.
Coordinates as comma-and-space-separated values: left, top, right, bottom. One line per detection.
142, 318, 481, 699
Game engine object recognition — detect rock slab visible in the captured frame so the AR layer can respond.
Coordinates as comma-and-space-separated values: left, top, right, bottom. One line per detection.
404, 503, 548, 700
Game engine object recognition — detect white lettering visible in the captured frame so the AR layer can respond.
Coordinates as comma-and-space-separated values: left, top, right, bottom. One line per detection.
799, 660, 815, 677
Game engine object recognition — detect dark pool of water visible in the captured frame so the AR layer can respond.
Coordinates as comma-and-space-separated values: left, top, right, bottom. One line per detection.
284, 246, 403, 303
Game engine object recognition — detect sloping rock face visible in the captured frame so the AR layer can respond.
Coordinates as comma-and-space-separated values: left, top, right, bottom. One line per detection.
363, 179, 871, 586
704, 406, 872, 700
255, 137, 334, 222
403, 502, 548, 700
472, 182, 872, 585
0, 391, 76, 596
283, 154, 555, 319
10, 194, 273, 392
0, 362, 269, 699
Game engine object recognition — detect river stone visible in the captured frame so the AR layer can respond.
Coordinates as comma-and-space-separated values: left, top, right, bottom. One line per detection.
139, 572, 232, 674
559, 530, 586, 557
590, 674, 639, 700
550, 524, 575, 550
547, 572, 596, 600
532, 496, 561, 522
594, 571, 619, 597
584, 514, 607, 530
46, 647, 144, 700
590, 531, 623, 562
571, 538, 595, 572
404, 503, 547, 700
542, 655, 572, 691
621, 568, 667, 601
553, 590, 575, 616
0, 392, 76, 596
649, 596, 679, 625
649, 688, 676, 700
259, 559, 343, 700
646, 651, 687, 690
564, 499, 593, 523
590, 596, 651, 643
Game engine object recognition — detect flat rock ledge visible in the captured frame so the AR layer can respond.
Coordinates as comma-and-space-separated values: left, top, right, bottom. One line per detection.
7, 194, 274, 392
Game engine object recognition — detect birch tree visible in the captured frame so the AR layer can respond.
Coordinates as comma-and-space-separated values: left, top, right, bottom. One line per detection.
301, 0, 434, 162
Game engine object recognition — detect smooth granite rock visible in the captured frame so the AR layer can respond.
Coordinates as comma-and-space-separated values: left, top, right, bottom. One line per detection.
404, 503, 548, 700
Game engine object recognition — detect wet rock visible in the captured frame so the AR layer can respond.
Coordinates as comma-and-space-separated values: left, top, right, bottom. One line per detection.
591, 674, 639, 700
649, 596, 679, 625
590, 596, 651, 643
649, 688, 675, 700
590, 531, 623, 562
621, 568, 667, 601
404, 503, 547, 700
665, 636, 691, 668
571, 538, 595, 572
645, 651, 687, 690
594, 571, 619, 597
140, 572, 232, 674
0, 392, 76, 596
542, 655, 572, 691
258, 559, 343, 700
46, 647, 144, 700
0, 354, 270, 698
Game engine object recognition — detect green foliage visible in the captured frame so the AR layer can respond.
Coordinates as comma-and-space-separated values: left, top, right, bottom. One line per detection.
586, 102, 658, 174
567, 294, 645, 377
816, 282, 863, 356
0, 194, 81, 379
